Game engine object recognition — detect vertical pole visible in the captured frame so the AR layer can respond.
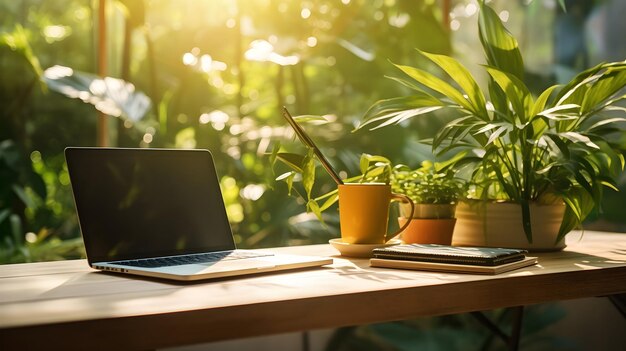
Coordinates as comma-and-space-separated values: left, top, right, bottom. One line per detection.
442, 0, 451, 31
97, 0, 109, 146
508, 306, 524, 351
235, 0, 244, 117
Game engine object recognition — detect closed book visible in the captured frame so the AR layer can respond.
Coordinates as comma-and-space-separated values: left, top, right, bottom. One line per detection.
370, 256, 538, 275
372, 244, 527, 266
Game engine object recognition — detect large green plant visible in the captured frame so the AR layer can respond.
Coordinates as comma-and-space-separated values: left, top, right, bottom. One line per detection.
357, 1, 626, 243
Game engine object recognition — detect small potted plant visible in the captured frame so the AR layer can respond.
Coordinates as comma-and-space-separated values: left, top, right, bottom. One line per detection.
391, 161, 463, 245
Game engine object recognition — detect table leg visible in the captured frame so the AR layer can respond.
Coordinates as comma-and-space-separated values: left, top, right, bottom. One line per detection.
607, 293, 626, 319
471, 306, 524, 351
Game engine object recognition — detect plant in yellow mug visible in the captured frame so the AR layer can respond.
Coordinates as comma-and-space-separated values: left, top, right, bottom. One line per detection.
271, 149, 402, 222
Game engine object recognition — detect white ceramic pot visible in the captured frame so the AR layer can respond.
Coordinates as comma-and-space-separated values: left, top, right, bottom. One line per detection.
452, 201, 567, 251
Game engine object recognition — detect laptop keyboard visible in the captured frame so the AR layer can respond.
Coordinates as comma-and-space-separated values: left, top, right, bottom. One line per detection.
111, 251, 274, 268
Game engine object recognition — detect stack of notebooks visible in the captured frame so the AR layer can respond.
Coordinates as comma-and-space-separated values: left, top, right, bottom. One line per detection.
370, 244, 538, 275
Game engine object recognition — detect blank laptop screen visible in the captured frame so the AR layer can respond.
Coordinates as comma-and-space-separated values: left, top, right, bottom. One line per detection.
65, 148, 236, 263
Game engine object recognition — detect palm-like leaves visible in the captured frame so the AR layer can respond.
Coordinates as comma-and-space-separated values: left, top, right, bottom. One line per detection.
357, 1, 626, 243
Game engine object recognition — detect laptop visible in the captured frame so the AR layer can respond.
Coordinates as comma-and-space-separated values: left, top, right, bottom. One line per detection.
65, 147, 333, 281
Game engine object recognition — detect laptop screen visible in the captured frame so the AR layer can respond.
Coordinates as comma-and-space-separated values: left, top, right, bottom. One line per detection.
65, 148, 236, 263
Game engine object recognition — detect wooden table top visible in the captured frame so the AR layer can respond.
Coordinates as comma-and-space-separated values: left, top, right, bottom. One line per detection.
1, 231, 625, 350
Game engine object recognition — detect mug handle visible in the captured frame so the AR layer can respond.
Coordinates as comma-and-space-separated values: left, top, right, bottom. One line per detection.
385, 193, 415, 243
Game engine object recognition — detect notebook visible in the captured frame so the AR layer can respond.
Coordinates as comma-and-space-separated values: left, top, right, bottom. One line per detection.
65, 147, 332, 281
372, 244, 528, 266
370, 257, 538, 275
370, 244, 536, 275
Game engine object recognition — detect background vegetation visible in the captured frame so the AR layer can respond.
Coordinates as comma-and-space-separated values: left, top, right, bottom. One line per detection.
1, 0, 625, 263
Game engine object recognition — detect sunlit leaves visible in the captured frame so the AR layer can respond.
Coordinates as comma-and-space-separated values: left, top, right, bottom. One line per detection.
418, 50, 488, 118
1, 24, 44, 88
484, 66, 532, 122
359, 94, 444, 130
393, 63, 475, 113
477, 1, 524, 80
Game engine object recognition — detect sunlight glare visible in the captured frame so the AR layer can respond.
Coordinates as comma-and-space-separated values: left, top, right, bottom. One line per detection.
244, 40, 300, 66
241, 184, 265, 201
25, 232, 37, 243
200, 54, 212, 72
499, 10, 510, 22
451, 19, 461, 31
306, 36, 317, 47
45, 65, 73, 79
182, 52, 197, 66
43, 25, 71, 42
388, 13, 410, 28
199, 113, 211, 124
465, 3, 478, 16
301, 8, 311, 19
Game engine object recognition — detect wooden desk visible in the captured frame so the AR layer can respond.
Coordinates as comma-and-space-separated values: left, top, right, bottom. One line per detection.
1, 231, 625, 350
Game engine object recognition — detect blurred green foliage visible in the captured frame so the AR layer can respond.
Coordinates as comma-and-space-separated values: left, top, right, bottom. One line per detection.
0, 0, 624, 264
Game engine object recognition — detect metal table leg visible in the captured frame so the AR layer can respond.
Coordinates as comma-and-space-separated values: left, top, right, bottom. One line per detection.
471, 306, 525, 351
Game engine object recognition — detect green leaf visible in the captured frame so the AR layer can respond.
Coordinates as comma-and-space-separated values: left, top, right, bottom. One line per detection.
359, 154, 391, 174
0, 209, 10, 226
276, 152, 305, 173
558, 132, 600, 149
12, 185, 35, 208
486, 126, 509, 145
10, 214, 23, 246
544, 134, 570, 159
319, 191, 339, 212
434, 151, 469, 171
269, 142, 281, 167
557, 187, 594, 241
585, 117, 626, 132
531, 85, 560, 117
275, 171, 294, 181
536, 104, 579, 120
580, 67, 626, 115
293, 115, 329, 123
485, 66, 533, 122
1, 25, 45, 90
385, 75, 432, 92
432, 116, 476, 149
285, 173, 295, 195
276, 171, 296, 195
367, 106, 444, 130
307, 199, 323, 222
418, 50, 488, 117
393, 63, 476, 113
478, 2, 524, 80
302, 150, 316, 199
358, 94, 444, 130
556, 62, 626, 106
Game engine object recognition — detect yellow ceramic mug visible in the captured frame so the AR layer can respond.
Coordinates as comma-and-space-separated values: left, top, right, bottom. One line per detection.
338, 183, 415, 244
